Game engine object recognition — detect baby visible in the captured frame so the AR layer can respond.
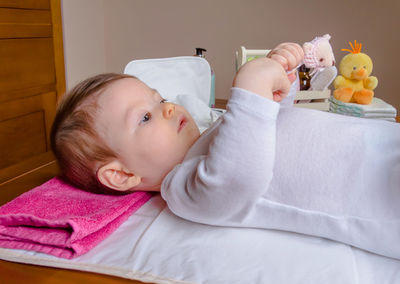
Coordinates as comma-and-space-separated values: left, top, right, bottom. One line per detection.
51, 43, 400, 259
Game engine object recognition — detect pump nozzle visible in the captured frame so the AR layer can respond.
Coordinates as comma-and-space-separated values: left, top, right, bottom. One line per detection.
195, 48, 207, 57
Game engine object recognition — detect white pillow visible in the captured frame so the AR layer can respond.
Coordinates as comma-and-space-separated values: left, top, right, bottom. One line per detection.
124, 56, 210, 105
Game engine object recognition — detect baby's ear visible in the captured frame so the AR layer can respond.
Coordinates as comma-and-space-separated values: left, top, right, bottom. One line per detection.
97, 161, 141, 192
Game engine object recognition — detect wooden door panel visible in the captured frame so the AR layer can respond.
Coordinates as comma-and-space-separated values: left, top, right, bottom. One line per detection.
0, 112, 47, 168
0, 91, 56, 175
0, 0, 64, 188
0, 0, 50, 10
0, 38, 56, 103
0, 8, 52, 38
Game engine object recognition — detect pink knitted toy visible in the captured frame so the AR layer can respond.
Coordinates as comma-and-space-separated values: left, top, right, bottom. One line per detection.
302, 34, 337, 91
303, 34, 335, 75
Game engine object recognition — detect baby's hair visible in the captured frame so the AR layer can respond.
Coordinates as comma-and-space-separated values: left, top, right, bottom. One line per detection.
50, 73, 137, 195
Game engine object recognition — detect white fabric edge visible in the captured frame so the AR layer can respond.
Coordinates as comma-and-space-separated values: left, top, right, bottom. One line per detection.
0, 248, 189, 284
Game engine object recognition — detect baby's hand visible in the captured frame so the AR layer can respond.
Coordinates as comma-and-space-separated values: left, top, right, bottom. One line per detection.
233, 42, 303, 102
233, 58, 291, 102
267, 42, 304, 77
266, 42, 304, 101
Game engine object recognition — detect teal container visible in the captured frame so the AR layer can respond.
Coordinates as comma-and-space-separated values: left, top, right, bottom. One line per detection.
210, 70, 215, 107
194, 48, 215, 107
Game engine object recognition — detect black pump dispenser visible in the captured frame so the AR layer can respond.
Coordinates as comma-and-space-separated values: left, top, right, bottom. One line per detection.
195, 48, 207, 57
193, 47, 215, 107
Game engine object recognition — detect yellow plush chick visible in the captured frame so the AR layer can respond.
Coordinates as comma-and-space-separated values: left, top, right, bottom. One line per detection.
333, 40, 378, 104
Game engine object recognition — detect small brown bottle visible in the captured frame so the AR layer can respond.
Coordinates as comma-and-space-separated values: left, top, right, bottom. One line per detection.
298, 64, 311, 90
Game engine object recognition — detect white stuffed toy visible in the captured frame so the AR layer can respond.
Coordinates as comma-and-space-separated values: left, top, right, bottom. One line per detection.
302, 34, 337, 91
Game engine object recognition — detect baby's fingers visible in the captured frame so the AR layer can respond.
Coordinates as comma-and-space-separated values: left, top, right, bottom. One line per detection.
269, 50, 297, 71
282, 43, 304, 65
272, 91, 284, 102
287, 72, 297, 84
272, 73, 292, 102
268, 43, 304, 71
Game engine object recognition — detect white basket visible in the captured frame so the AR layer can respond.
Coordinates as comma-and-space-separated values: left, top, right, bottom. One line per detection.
235, 46, 271, 71
235, 46, 331, 111
295, 90, 331, 111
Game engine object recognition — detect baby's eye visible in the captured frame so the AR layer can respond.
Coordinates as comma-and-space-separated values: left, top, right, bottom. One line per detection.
141, 112, 152, 123
160, 98, 167, 103
353, 66, 357, 70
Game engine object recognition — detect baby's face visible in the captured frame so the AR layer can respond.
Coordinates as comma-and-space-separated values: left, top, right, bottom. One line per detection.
96, 78, 200, 190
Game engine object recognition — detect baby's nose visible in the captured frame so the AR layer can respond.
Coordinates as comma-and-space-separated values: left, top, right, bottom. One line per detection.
163, 103, 175, 119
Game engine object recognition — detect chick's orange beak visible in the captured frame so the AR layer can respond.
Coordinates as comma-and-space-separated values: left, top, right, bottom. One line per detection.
352, 68, 367, 80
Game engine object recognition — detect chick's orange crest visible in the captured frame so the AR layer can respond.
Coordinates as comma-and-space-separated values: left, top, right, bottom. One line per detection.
342, 40, 362, 54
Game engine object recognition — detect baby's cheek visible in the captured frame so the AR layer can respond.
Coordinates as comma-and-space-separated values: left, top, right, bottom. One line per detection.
153, 133, 178, 157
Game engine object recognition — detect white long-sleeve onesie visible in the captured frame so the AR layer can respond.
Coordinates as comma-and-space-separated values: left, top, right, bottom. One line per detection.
161, 87, 400, 259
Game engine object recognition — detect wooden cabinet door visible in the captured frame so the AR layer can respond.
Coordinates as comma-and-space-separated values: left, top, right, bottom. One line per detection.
0, 0, 65, 187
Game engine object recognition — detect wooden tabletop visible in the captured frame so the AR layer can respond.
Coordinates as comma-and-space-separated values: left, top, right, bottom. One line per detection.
0, 260, 145, 284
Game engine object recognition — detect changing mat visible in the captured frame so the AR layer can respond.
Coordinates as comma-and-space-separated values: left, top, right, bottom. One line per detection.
1, 195, 400, 283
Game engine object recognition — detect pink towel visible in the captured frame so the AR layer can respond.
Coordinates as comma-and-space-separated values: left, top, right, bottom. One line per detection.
0, 177, 152, 259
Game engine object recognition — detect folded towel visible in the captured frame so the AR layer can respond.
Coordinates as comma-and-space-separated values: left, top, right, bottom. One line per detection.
0, 177, 152, 259
329, 97, 397, 118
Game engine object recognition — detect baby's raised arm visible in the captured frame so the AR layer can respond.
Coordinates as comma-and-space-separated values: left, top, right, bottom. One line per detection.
161, 43, 303, 224
233, 43, 303, 102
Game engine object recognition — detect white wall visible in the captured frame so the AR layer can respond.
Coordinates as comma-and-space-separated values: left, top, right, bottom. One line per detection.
61, 0, 106, 88
61, 0, 400, 110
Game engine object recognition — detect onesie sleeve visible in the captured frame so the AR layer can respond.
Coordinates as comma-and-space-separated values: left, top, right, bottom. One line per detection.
161, 87, 280, 225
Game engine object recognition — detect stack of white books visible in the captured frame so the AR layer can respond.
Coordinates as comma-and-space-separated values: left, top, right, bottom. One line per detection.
329, 96, 397, 122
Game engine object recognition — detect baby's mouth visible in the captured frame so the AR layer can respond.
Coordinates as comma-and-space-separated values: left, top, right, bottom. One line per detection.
178, 116, 188, 132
